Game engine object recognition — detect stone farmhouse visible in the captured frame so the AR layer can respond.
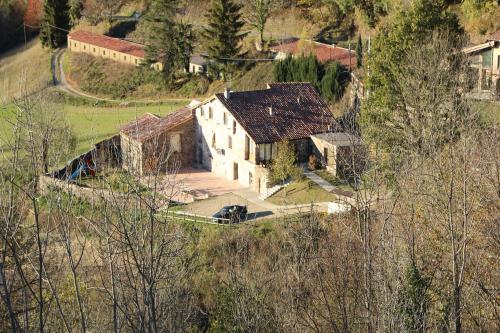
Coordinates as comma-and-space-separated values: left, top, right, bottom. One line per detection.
270, 38, 356, 69
67, 30, 207, 74
120, 83, 358, 195
463, 29, 500, 97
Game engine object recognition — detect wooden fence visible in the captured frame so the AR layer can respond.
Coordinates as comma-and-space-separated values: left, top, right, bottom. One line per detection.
157, 210, 234, 226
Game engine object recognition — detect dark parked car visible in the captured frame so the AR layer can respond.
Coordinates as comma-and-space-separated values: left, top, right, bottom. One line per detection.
212, 205, 248, 223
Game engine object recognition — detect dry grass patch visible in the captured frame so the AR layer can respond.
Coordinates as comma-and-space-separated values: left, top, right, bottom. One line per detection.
0, 39, 52, 104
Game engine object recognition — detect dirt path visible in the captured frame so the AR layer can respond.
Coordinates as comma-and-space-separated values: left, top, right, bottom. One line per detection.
51, 48, 193, 104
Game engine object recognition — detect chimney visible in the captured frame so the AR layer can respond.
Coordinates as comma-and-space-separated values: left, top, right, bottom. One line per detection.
224, 88, 231, 99
269, 106, 274, 116
297, 96, 301, 104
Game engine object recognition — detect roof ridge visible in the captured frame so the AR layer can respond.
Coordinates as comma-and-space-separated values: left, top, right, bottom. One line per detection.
69, 29, 146, 48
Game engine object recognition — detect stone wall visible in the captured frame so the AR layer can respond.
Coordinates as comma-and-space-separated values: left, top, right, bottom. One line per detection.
194, 98, 260, 189
121, 134, 143, 175
141, 119, 195, 174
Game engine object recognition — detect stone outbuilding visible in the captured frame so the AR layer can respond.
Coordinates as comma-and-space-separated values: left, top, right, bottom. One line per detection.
120, 108, 195, 175
311, 132, 365, 179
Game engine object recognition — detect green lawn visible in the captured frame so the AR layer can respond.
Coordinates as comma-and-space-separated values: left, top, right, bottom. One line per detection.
474, 100, 500, 124
64, 101, 186, 154
267, 179, 338, 206
0, 99, 187, 158
314, 170, 356, 193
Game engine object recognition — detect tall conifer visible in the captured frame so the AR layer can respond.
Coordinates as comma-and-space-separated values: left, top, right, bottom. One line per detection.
356, 34, 363, 68
202, 0, 248, 78
40, 0, 70, 49
144, 0, 194, 82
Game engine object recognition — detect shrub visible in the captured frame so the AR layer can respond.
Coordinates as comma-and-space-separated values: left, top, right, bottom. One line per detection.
177, 75, 210, 96
321, 61, 344, 102
291, 166, 305, 181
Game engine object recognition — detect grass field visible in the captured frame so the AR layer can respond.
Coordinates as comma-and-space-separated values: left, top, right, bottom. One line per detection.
0, 99, 187, 157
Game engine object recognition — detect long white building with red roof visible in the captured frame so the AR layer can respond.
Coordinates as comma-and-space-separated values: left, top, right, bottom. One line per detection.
67, 30, 207, 73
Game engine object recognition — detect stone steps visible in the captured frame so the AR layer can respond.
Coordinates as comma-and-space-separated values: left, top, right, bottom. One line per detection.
258, 179, 291, 200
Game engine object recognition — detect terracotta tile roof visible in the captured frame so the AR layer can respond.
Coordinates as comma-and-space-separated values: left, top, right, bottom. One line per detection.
488, 29, 500, 41
215, 83, 338, 144
68, 30, 146, 58
270, 39, 356, 67
121, 108, 194, 142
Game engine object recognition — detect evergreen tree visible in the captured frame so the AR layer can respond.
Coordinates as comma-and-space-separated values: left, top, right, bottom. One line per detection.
175, 21, 195, 72
273, 57, 287, 82
144, 0, 193, 82
40, 0, 70, 49
356, 34, 363, 68
321, 61, 343, 102
304, 54, 321, 89
202, 0, 248, 79
398, 263, 430, 333
68, 0, 83, 26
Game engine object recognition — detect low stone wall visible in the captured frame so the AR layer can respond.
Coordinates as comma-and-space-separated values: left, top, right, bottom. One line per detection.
51, 135, 121, 180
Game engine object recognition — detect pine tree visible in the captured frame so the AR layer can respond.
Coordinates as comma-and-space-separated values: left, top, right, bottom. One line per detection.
40, 0, 70, 49
202, 0, 248, 79
144, 0, 193, 82
356, 34, 363, 68
68, 0, 83, 26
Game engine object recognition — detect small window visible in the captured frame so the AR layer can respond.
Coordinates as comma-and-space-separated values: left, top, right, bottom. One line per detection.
93, 48, 96, 52
209, 107, 213, 119
135, 59, 138, 64
124, 56, 127, 60
223, 113, 227, 125
74, 42, 77, 47
83, 45, 86, 50
498, 55, 500, 69
232, 120, 237, 134
113, 53, 116, 58
103, 50, 106, 55
200, 107, 204, 117
212, 133, 216, 147
228, 136, 232, 149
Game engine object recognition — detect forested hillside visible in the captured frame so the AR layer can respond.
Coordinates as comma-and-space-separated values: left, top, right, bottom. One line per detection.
0, 0, 499, 332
